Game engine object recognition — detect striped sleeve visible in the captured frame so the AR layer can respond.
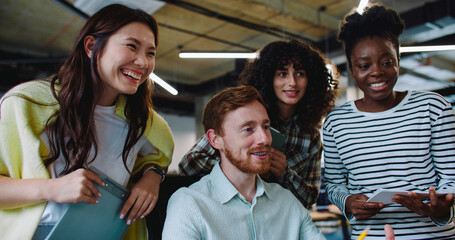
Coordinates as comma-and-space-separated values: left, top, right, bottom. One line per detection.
428, 93, 455, 225
323, 105, 353, 220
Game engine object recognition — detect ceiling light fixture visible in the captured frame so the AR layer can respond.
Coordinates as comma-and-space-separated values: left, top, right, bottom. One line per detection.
150, 73, 178, 95
179, 52, 257, 59
356, 0, 369, 14
400, 45, 455, 53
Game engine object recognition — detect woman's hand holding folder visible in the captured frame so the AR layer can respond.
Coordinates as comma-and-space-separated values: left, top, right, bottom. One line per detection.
49, 169, 105, 204
119, 167, 162, 225
0, 168, 105, 209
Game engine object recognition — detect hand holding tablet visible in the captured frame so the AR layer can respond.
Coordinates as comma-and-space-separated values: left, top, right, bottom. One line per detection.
367, 189, 448, 204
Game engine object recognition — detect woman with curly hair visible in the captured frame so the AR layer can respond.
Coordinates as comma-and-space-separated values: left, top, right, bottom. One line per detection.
323, 4, 455, 239
0, 4, 173, 239
179, 39, 338, 208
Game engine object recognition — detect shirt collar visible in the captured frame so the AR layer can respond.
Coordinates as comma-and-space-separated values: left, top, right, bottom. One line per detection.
256, 176, 270, 200
209, 162, 271, 204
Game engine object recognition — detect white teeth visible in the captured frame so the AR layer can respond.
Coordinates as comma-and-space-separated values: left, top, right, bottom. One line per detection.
122, 70, 142, 80
369, 82, 386, 88
252, 152, 266, 156
284, 90, 297, 94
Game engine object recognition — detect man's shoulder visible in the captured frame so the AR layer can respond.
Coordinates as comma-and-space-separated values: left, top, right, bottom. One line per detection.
169, 175, 212, 202
263, 181, 305, 206
264, 181, 291, 194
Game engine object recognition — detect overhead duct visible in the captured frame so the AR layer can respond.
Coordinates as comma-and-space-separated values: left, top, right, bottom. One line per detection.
400, 0, 455, 44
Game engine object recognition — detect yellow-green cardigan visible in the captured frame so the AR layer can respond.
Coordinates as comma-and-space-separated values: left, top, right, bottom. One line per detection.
0, 80, 174, 239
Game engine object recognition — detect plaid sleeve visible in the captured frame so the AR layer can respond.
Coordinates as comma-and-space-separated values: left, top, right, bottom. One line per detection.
178, 134, 220, 176
277, 132, 322, 209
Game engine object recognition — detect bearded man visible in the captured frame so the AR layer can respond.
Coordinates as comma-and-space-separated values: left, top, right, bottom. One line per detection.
162, 86, 325, 240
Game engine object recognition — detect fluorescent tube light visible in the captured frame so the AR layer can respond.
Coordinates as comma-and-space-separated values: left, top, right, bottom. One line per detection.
179, 52, 257, 59
400, 45, 455, 53
150, 73, 178, 95
357, 0, 369, 14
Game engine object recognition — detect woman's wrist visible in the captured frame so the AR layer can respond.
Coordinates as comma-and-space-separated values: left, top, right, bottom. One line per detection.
143, 166, 165, 182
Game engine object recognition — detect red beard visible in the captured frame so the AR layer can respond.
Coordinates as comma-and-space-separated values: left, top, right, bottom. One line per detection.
225, 146, 271, 174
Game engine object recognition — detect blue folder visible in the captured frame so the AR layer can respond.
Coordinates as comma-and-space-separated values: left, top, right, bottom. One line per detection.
46, 167, 130, 240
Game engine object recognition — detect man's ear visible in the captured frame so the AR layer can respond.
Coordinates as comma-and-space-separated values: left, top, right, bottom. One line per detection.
206, 129, 223, 150
83, 35, 96, 59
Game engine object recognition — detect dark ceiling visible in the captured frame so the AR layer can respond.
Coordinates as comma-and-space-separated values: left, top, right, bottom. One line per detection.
1, 0, 454, 115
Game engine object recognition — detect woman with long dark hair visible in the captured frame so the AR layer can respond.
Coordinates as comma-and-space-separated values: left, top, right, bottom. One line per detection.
0, 4, 173, 239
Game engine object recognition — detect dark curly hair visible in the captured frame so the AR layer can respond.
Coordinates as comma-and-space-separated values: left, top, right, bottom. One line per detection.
338, 4, 405, 68
240, 40, 339, 135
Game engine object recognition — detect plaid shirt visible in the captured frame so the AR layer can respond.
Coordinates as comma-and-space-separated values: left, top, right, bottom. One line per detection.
178, 115, 321, 208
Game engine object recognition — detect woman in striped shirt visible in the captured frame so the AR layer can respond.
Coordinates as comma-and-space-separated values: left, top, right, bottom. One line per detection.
323, 4, 455, 239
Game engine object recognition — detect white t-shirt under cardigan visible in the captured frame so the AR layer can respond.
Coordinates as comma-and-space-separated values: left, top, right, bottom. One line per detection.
40, 104, 156, 224
323, 91, 455, 239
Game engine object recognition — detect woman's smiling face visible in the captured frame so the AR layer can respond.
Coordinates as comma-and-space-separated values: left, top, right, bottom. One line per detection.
349, 36, 399, 105
94, 22, 156, 105
273, 63, 308, 109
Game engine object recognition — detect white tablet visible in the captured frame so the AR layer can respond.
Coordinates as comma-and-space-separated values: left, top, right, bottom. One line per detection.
366, 189, 447, 204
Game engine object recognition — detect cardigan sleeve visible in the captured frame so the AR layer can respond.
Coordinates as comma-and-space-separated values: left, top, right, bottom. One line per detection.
131, 110, 174, 175
0, 80, 57, 239
0, 81, 57, 179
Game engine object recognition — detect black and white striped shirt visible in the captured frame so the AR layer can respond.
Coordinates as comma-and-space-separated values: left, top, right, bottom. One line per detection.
323, 91, 455, 239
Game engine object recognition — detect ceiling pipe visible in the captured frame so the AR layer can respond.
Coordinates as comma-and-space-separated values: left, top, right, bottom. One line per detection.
52, 0, 255, 51
159, 23, 255, 51
158, 0, 312, 42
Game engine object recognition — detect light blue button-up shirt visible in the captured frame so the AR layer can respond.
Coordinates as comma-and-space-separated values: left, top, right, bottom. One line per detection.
163, 163, 326, 240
